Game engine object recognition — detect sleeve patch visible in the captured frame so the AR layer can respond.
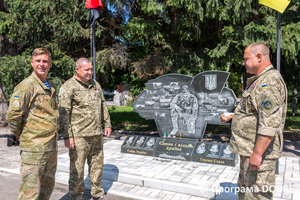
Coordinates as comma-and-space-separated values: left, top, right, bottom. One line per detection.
263, 101, 272, 110
12, 99, 20, 111
261, 96, 278, 116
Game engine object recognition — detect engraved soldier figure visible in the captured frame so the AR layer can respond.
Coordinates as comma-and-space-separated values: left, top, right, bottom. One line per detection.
134, 136, 145, 148
6, 48, 58, 200
170, 85, 198, 135
144, 138, 156, 149
123, 136, 134, 147
59, 58, 111, 200
221, 43, 287, 199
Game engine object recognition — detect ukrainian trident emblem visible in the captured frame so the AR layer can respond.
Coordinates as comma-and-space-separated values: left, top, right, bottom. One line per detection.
205, 75, 217, 90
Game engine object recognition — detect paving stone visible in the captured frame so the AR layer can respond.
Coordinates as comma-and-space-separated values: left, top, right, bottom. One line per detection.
282, 192, 292, 199
147, 188, 162, 197
3, 138, 300, 200
205, 172, 221, 177
171, 193, 191, 200
273, 191, 282, 198
134, 186, 149, 195
163, 194, 175, 200
188, 197, 208, 200
118, 183, 135, 192
181, 177, 192, 183
155, 192, 167, 199
168, 176, 184, 182
128, 186, 141, 194
200, 175, 211, 180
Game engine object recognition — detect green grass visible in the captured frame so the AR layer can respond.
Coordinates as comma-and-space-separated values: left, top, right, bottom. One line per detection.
285, 108, 300, 130
108, 106, 156, 131
108, 106, 300, 138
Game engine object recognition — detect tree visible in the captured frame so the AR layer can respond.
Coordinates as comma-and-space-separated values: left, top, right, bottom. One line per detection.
0, 0, 129, 97
1, 0, 300, 111
120, 0, 300, 102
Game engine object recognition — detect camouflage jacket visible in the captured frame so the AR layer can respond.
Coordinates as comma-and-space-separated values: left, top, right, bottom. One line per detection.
230, 65, 287, 159
59, 76, 111, 139
6, 72, 58, 152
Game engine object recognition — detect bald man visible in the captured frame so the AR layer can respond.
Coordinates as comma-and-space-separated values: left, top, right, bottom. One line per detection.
59, 58, 111, 200
221, 43, 287, 199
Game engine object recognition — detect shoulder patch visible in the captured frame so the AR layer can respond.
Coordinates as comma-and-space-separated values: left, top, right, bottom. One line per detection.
12, 97, 20, 111
262, 85, 268, 89
261, 96, 278, 116
263, 101, 272, 110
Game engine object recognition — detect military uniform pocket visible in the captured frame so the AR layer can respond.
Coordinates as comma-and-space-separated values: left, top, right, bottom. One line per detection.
241, 91, 255, 113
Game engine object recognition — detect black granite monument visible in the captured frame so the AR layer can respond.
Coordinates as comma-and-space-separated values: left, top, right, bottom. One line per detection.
121, 71, 238, 166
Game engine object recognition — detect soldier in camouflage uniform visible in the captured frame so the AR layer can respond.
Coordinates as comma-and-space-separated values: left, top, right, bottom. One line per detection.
6, 48, 58, 200
221, 43, 287, 199
59, 57, 111, 200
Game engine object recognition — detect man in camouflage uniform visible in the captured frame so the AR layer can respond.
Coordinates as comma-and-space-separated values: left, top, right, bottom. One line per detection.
221, 43, 287, 199
59, 57, 111, 200
6, 48, 58, 200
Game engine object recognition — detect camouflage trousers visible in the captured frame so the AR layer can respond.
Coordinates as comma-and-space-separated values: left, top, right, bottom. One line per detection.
69, 135, 104, 200
237, 155, 277, 200
19, 149, 57, 200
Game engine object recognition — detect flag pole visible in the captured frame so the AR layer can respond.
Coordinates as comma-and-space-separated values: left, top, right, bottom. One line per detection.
92, 19, 96, 80
276, 12, 281, 73
275, 11, 282, 175
86, 0, 102, 80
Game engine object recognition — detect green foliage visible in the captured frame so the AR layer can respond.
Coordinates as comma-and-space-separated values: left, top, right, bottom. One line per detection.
1, 0, 300, 102
0, 53, 32, 98
0, 0, 88, 52
0, 0, 128, 97
0, 49, 75, 99
123, 0, 300, 97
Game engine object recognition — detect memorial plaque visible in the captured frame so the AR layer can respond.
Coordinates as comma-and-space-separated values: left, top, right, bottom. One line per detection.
122, 71, 238, 167
206, 143, 221, 158
219, 144, 235, 160
192, 142, 237, 166
133, 71, 236, 140
121, 136, 159, 156
153, 138, 197, 161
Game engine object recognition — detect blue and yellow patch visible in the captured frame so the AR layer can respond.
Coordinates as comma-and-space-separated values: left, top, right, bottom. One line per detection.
12, 96, 20, 111
263, 101, 272, 110
262, 85, 268, 89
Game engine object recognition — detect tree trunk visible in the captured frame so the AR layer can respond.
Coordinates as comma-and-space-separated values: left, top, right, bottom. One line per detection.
292, 89, 298, 116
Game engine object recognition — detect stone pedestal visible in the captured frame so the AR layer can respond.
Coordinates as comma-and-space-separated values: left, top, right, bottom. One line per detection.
121, 136, 238, 166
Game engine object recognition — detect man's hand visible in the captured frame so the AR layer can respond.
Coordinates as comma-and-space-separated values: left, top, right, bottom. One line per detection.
249, 134, 273, 170
249, 152, 262, 170
14, 136, 20, 146
64, 138, 75, 149
220, 113, 233, 123
104, 128, 112, 137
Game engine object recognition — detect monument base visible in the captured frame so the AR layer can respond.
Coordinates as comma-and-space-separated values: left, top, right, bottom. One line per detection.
121, 135, 238, 166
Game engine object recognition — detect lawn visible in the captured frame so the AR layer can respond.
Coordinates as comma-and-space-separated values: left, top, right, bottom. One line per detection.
108, 106, 156, 131
108, 106, 300, 139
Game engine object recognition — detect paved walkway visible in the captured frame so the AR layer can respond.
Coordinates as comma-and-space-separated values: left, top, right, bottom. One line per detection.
0, 126, 299, 200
